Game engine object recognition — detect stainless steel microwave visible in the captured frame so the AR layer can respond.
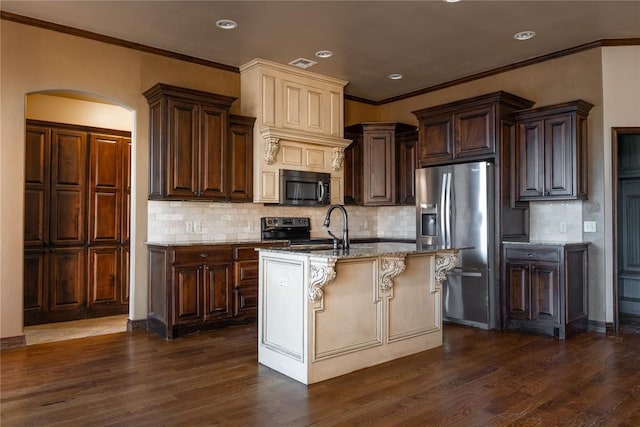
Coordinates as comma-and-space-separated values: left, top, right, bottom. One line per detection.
279, 169, 331, 206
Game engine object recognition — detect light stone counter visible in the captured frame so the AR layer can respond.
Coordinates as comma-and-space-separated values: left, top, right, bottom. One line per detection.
257, 243, 459, 384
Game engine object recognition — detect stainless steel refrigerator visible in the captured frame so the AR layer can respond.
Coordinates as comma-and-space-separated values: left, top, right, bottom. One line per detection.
416, 161, 494, 329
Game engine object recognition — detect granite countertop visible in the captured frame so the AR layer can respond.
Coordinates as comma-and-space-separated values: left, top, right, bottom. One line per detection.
503, 240, 590, 246
257, 242, 461, 260
145, 237, 416, 248
145, 239, 284, 247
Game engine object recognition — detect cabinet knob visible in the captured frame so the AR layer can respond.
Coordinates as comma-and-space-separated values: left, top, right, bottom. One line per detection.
199, 253, 208, 258
527, 253, 534, 258
532, 265, 536, 271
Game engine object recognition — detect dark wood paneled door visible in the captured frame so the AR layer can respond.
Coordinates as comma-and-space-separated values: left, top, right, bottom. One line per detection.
24, 121, 130, 325
167, 99, 199, 198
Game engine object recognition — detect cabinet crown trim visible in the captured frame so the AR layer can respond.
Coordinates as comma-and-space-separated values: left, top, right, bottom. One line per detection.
240, 58, 348, 87
143, 83, 237, 107
411, 91, 534, 118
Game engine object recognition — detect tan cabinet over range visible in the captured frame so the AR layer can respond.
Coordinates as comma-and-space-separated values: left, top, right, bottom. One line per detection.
240, 58, 351, 204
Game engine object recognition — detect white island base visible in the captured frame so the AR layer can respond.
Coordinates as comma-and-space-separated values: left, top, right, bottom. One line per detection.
257, 244, 458, 385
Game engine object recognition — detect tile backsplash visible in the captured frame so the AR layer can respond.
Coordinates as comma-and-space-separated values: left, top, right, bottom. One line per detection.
148, 201, 416, 243
529, 200, 583, 242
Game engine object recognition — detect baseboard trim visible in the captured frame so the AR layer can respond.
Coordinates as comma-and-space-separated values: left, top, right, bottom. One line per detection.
1, 335, 26, 351
127, 318, 148, 332
587, 319, 607, 334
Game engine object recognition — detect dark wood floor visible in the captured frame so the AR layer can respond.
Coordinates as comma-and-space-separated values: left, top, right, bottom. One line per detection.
2, 323, 639, 426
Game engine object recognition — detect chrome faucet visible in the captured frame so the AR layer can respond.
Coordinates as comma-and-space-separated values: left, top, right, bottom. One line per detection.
323, 204, 350, 250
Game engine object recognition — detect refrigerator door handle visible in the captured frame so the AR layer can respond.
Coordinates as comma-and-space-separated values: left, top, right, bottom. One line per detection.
440, 173, 447, 244
445, 172, 452, 247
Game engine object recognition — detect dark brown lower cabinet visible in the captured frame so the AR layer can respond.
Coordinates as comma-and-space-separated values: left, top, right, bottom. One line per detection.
147, 242, 285, 339
503, 242, 589, 339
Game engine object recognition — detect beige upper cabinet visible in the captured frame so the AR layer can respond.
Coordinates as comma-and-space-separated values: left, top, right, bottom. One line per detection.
240, 58, 351, 204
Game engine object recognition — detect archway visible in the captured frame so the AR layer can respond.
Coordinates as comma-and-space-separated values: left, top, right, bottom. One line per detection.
23, 90, 135, 344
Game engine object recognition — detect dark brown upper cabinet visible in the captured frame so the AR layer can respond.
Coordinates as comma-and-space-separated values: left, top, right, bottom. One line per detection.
144, 83, 255, 202
512, 100, 593, 201
344, 122, 417, 206
412, 92, 535, 167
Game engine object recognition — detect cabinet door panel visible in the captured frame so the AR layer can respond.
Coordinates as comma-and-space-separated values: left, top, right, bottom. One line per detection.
173, 265, 202, 324
50, 129, 86, 245
364, 130, 394, 205
88, 246, 120, 305
204, 263, 232, 319
49, 248, 86, 311
418, 115, 453, 166
200, 106, 227, 199
89, 134, 121, 243
167, 100, 199, 198
507, 262, 530, 320
234, 260, 258, 287
24, 249, 48, 312
396, 132, 418, 205
545, 115, 573, 197
455, 105, 494, 158
234, 288, 258, 317
228, 118, 253, 202
532, 263, 560, 323
517, 120, 545, 199
25, 126, 51, 246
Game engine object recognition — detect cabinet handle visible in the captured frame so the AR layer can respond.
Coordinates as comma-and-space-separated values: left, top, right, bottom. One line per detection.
199, 253, 208, 258
527, 253, 534, 258
532, 265, 536, 271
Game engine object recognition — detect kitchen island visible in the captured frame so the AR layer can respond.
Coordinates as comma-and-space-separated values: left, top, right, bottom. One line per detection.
257, 243, 459, 384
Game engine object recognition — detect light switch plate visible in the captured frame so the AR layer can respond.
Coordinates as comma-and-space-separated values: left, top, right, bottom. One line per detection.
583, 221, 597, 233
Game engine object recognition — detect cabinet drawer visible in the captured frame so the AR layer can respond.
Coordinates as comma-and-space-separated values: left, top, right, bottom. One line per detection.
505, 247, 559, 262
172, 247, 233, 264
234, 260, 258, 287
234, 246, 259, 261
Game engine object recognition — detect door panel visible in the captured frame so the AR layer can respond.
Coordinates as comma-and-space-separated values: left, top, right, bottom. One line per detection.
507, 262, 530, 320
24, 249, 48, 312
49, 248, 86, 311
173, 265, 202, 324
88, 246, 120, 305
89, 134, 121, 243
25, 126, 51, 246
517, 120, 544, 198
200, 106, 227, 199
204, 263, 232, 319
50, 129, 86, 245
545, 114, 573, 197
167, 99, 199, 197
532, 263, 560, 323
618, 177, 640, 316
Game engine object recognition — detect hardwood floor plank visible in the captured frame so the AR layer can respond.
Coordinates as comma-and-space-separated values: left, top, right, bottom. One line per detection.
2, 324, 640, 426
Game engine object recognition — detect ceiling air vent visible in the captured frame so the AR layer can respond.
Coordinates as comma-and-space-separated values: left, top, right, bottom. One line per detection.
288, 58, 317, 69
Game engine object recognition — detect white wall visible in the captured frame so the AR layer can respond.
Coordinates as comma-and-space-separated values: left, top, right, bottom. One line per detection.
601, 46, 640, 323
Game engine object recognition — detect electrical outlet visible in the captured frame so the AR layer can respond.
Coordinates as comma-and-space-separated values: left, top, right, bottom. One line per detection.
583, 221, 597, 233
193, 221, 202, 233
247, 221, 255, 232
185, 221, 193, 233
363, 220, 369, 230
559, 221, 567, 233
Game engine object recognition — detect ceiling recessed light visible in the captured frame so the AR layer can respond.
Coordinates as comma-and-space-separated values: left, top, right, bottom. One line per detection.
443, 0, 462, 3
216, 19, 237, 30
315, 50, 334, 59
388, 73, 404, 80
514, 30, 536, 41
